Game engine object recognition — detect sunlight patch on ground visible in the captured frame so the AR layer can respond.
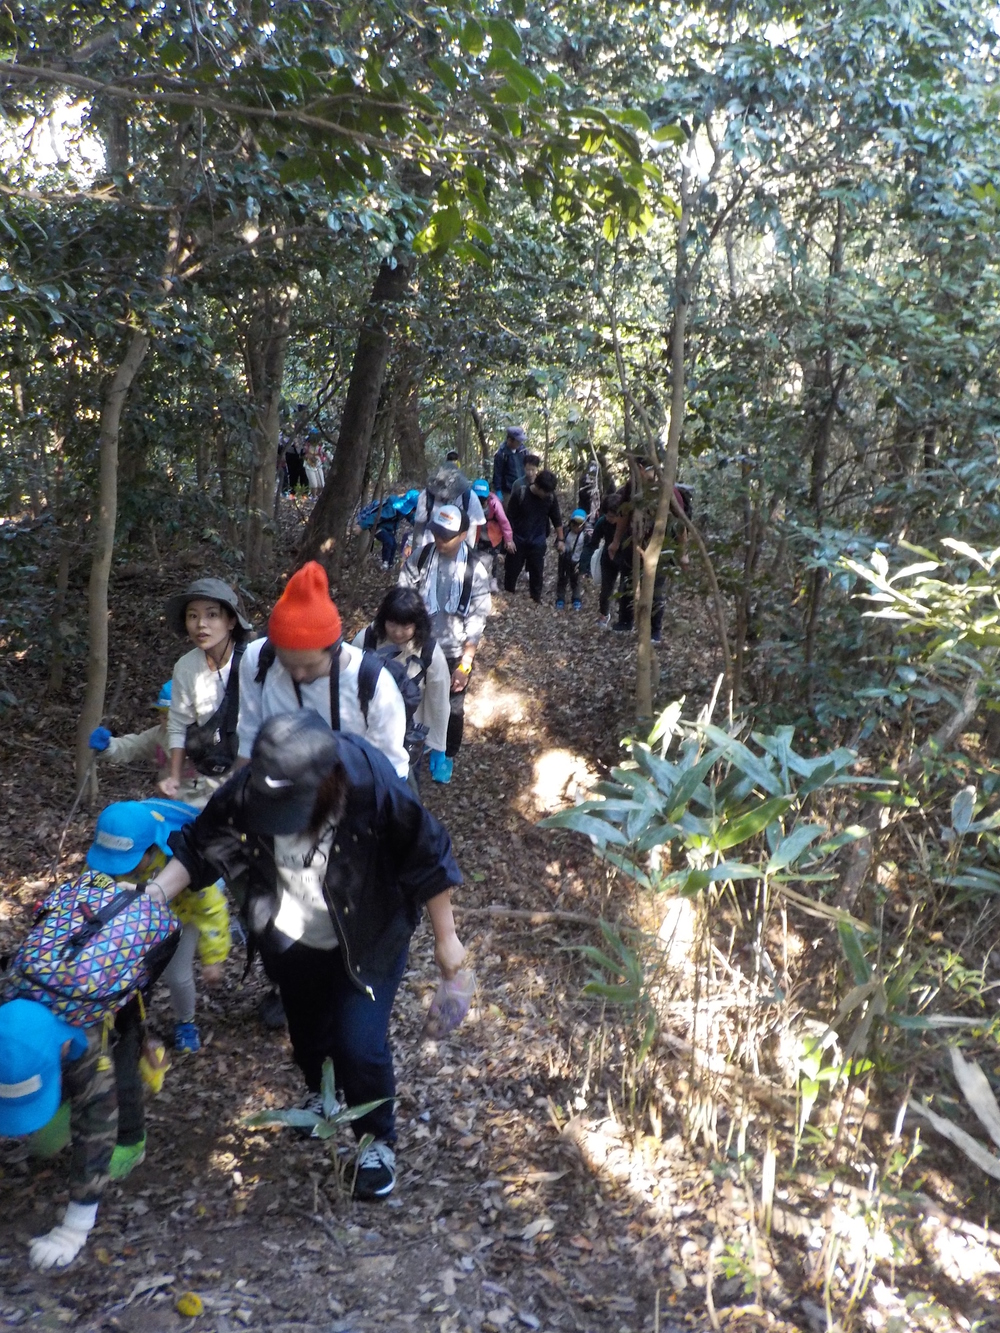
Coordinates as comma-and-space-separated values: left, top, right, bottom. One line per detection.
465, 675, 529, 731
528, 746, 597, 816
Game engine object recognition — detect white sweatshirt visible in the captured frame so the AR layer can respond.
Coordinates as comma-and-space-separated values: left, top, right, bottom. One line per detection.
237, 638, 409, 778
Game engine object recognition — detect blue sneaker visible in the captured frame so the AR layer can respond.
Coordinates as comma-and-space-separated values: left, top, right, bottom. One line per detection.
572, 599, 582, 611
429, 751, 454, 784
555, 599, 565, 610
174, 1022, 201, 1053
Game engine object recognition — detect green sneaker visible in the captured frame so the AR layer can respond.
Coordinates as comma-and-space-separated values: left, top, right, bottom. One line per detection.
109, 1136, 146, 1180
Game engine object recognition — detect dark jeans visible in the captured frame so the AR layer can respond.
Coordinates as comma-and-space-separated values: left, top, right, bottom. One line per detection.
505, 542, 546, 601
259, 934, 407, 1144
477, 537, 500, 582
377, 527, 397, 565
113, 997, 145, 1147
444, 654, 471, 757
556, 554, 581, 603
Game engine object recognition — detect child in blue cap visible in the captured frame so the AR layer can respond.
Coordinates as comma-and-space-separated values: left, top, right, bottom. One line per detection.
556, 509, 588, 610
0, 998, 105, 1268
0, 815, 182, 1270
88, 801, 231, 1055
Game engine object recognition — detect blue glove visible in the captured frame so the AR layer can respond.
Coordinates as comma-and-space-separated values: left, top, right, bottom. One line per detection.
88, 726, 112, 752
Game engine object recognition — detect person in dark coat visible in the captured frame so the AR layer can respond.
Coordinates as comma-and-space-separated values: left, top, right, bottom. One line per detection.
491, 426, 528, 501
146, 710, 466, 1201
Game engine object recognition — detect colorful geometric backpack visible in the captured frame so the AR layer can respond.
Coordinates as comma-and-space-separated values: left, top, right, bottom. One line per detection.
3, 871, 180, 1027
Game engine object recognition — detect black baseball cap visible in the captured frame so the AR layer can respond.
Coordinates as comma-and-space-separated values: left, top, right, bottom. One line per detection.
246, 711, 341, 835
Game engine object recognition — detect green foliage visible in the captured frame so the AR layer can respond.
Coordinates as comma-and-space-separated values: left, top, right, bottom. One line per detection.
245, 1058, 388, 1142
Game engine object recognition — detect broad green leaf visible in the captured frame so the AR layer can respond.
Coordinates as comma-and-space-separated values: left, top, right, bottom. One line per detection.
666, 748, 723, 819
413, 206, 462, 255
838, 922, 872, 985
537, 809, 629, 845
767, 823, 828, 873
486, 17, 522, 54
951, 785, 976, 835
711, 796, 794, 851
701, 724, 783, 795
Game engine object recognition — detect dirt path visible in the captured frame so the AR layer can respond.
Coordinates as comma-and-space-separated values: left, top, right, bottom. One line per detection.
0, 537, 730, 1333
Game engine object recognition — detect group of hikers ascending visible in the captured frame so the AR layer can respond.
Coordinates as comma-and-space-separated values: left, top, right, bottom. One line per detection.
363, 426, 692, 637
0, 422, 690, 1274
0, 516, 490, 1267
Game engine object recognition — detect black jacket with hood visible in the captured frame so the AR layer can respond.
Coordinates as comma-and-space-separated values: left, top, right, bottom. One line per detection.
168, 732, 461, 992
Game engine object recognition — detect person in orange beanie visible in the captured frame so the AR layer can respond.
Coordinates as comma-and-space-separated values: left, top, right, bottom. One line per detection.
237, 561, 408, 780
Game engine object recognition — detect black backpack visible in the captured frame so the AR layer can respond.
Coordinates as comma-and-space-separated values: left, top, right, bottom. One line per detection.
361, 627, 436, 765
415, 544, 484, 617
184, 641, 246, 775
254, 639, 426, 768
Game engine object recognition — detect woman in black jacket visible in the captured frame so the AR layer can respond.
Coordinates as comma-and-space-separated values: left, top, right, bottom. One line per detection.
146, 710, 466, 1200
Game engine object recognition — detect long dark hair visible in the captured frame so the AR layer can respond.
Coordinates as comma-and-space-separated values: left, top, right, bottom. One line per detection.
371, 586, 431, 649
307, 761, 348, 839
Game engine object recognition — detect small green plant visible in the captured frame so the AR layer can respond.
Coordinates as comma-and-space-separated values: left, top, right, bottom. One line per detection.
245, 1058, 388, 1202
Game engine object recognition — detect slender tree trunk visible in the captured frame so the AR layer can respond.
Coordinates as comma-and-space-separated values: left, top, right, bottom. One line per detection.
299, 252, 414, 576
243, 289, 292, 577
75, 329, 150, 789
470, 404, 490, 476
635, 186, 691, 721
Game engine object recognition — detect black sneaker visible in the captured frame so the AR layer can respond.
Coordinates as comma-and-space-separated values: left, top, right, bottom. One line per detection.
292, 1090, 326, 1137
613, 622, 633, 633
257, 989, 287, 1030
353, 1141, 396, 1199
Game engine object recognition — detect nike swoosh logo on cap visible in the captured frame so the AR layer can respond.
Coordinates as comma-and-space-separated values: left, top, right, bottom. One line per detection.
263, 776, 295, 789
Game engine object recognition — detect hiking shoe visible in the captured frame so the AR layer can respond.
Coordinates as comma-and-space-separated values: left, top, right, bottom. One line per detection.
651, 632, 662, 644
598, 614, 611, 628
429, 750, 453, 784
555, 599, 565, 610
353, 1141, 396, 1200
489, 577, 499, 593
572, 599, 582, 611
173, 1022, 201, 1053
291, 1090, 327, 1137
613, 622, 633, 634
257, 989, 287, 1030
109, 1137, 146, 1180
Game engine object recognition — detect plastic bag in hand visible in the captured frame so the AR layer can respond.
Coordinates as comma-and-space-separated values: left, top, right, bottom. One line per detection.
423, 969, 475, 1038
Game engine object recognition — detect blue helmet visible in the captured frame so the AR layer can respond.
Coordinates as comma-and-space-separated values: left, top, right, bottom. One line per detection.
472, 479, 490, 498
155, 680, 172, 709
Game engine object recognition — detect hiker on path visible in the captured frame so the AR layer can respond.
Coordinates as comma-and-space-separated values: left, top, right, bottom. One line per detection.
507, 452, 540, 506
237, 561, 408, 779
411, 464, 485, 551
504, 468, 565, 604
88, 801, 230, 1055
352, 587, 452, 789
398, 504, 492, 784
303, 431, 326, 497
0, 817, 181, 1269
556, 509, 588, 611
491, 426, 528, 502
147, 710, 467, 1201
592, 494, 623, 627
89, 681, 188, 793
157, 578, 253, 806
472, 478, 514, 594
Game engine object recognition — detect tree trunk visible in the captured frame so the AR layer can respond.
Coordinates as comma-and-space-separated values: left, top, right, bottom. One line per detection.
298, 252, 414, 576
635, 185, 690, 721
75, 329, 150, 789
243, 289, 292, 577
397, 373, 428, 483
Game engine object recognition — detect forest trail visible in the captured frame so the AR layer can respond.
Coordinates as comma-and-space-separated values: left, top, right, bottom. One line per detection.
0, 538, 737, 1333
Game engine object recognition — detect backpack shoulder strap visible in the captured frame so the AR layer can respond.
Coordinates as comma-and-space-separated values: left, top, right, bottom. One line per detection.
461, 488, 471, 516
328, 650, 341, 731
363, 624, 378, 652
417, 543, 434, 572
458, 551, 482, 617
357, 650, 383, 725
255, 639, 275, 684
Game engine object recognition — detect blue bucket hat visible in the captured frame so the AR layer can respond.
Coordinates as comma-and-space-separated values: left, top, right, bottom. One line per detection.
472, 479, 490, 498
0, 1000, 86, 1137
155, 680, 172, 709
570, 508, 587, 522
86, 801, 172, 877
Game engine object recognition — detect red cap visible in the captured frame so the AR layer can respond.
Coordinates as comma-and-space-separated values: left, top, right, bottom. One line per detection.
268, 562, 342, 651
